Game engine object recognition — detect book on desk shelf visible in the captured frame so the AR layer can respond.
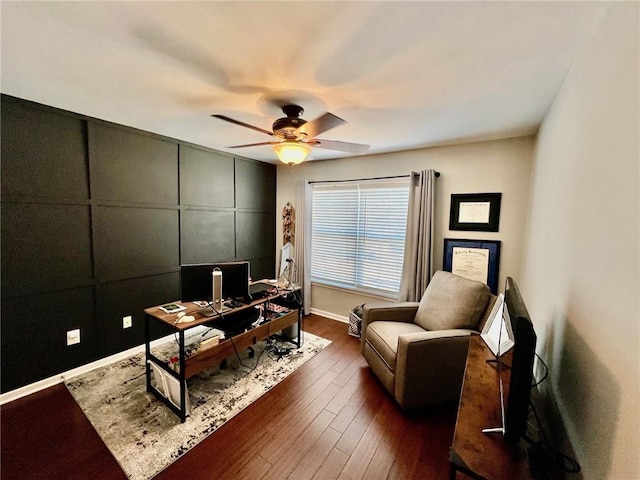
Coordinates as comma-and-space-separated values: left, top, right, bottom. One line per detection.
199, 333, 222, 351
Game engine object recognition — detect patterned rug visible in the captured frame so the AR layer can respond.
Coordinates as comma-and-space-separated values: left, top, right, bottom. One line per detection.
65, 330, 330, 480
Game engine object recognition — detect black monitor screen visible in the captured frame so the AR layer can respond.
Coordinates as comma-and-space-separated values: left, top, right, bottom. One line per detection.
217, 261, 250, 300
503, 276, 537, 443
180, 261, 250, 302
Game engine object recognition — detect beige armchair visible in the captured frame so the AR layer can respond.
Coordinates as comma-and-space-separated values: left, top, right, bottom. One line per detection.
361, 271, 496, 409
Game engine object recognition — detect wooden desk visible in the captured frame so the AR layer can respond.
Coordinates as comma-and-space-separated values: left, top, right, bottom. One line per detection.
449, 334, 532, 480
144, 287, 301, 422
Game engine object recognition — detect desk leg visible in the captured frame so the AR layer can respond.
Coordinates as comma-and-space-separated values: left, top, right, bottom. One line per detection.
145, 314, 151, 393
296, 307, 302, 348
179, 329, 187, 423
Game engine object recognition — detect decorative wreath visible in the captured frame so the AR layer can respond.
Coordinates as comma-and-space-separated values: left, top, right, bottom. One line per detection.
282, 202, 295, 246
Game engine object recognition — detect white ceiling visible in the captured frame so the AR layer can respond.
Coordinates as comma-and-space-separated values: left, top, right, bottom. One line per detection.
1, 1, 609, 164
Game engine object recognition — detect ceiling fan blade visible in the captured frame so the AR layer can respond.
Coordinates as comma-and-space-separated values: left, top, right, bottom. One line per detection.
227, 141, 281, 148
296, 112, 345, 138
211, 114, 274, 137
310, 139, 370, 154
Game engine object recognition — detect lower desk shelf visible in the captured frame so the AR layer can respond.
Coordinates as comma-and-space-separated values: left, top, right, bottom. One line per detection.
144, 300, 301, 422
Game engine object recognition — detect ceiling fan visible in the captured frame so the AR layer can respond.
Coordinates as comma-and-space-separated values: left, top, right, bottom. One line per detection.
211, 104, 369, 165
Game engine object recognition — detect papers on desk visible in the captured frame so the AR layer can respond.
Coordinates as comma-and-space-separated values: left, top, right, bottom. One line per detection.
252, 279, 300, 292
159, 303, 186, 314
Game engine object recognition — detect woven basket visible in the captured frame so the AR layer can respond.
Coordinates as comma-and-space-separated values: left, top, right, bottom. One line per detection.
348, 305, 363, 338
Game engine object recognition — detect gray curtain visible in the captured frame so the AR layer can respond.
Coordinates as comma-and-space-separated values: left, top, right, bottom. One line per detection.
293, 180, 312, 315
398, 169, 436, 302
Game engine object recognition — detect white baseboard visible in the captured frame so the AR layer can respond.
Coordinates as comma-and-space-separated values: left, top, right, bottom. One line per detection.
2, 314, 349, 406
310, 308, 348, 324
0, 330, 199, 406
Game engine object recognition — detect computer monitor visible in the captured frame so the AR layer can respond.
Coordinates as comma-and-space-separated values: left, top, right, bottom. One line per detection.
503, 277, 537, 443
217, 261, 250, 300
482, 277, 538, 443
279, 242, 292, 278
180, 261, 250, 302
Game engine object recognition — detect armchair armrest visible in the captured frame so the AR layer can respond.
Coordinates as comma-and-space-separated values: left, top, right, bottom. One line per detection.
363, 302, 420, 323
361, 302, 419, 353
395, 330, 475, 408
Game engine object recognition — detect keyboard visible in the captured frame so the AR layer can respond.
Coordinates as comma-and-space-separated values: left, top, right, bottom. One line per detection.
250, 282, 273, 298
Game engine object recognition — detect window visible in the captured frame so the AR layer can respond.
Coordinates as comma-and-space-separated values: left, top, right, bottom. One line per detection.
311, 179, 409, 296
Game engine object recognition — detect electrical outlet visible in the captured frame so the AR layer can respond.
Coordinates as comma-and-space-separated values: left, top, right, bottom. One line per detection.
67, 329, 80, 346
122, 315, 133, 329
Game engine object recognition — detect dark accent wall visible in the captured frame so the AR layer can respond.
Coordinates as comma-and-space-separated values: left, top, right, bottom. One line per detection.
0, 95, 276, 392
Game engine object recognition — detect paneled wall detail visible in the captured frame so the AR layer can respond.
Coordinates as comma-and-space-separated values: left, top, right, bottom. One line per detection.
0, 95, 276, 392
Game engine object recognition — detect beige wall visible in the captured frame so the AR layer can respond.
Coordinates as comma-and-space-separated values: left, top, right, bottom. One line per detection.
521, 3, 639, 479
276, 135, 534, 320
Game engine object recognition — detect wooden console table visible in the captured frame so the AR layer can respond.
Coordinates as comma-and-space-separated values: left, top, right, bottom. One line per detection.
144, 286, 301, 422
449, 334, 532, 480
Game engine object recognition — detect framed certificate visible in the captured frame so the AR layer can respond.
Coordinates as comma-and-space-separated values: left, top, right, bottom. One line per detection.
443, 238, 501, 294
449, 193, 502, 232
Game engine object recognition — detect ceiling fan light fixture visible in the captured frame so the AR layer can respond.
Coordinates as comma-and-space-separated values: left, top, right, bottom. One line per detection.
272, 141, 310, 165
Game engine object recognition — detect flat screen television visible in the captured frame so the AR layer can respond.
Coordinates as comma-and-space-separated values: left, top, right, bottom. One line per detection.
180, 261, 250, 303
503, 276, 537, 443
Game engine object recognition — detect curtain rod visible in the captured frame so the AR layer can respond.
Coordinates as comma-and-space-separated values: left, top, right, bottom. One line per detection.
309, 171, 440, 184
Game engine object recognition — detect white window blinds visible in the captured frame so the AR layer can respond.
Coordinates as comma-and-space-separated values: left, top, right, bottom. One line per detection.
311, 179, 409, 296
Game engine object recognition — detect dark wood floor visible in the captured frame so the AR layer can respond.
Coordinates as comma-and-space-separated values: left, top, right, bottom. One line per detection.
2, 315, 465, 480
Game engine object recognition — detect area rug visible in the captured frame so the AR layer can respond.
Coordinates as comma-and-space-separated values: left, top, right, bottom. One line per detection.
65, 330, 331, 480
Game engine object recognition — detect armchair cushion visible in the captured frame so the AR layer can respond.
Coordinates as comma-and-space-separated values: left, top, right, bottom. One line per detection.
364, 321, 425, 372
413, 271, 491, 331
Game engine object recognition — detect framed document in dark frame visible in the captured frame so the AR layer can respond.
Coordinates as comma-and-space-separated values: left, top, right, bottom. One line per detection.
443, 238, 501, 294
449, 193, 502, 232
